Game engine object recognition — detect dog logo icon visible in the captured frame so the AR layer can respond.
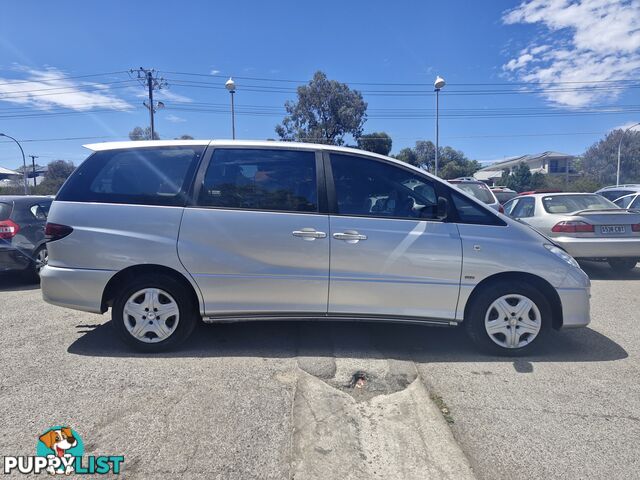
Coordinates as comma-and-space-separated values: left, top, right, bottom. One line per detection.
37, 426, 84, 475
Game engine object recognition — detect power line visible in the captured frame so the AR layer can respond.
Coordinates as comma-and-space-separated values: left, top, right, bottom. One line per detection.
130, 68, 167, 138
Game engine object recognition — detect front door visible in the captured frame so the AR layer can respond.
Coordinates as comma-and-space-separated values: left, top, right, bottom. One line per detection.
326, 152, 462, 320
178, 147, 329, 315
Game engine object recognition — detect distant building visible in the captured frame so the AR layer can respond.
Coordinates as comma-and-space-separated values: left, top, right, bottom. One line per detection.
0, 166, 21, 187
474, 151, 579, 185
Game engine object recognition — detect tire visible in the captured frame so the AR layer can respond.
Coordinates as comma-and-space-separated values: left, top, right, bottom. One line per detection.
21, 245, 47, 283
607, 257, 638, 272
464, 280, 551, 356
112, 273, 198, 352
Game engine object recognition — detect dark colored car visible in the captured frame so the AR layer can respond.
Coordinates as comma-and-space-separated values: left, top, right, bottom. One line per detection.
0, 196, 53, 279
490, 186, 517, 205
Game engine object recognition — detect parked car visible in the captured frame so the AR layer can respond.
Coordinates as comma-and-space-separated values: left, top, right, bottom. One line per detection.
503, 192, 640, 271
490, 186, 517, 205
41, 140, 591, 355
0, 195, 53, 279
448, 179, 504, 213
614, 193, 640, 210
595, 184, 640, 202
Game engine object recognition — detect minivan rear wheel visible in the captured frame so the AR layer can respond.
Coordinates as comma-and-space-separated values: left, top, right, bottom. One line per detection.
112, 274, 197, 352
465, 281, 551, 356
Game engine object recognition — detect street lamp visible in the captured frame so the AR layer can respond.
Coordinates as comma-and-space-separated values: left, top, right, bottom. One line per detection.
434, 75, 446, 177
0, 133, 28, 195
617, 122, 640, 186
225, 77, 236, 139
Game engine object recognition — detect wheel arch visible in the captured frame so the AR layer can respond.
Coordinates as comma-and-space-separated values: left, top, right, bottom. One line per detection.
101, 264, 203, 315
464, 271, 563, 330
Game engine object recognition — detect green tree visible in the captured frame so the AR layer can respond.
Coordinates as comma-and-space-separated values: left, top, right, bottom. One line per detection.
582, 129, 640, 184
275, 71, 367, 145
394, 147, 419, 166
175, 134, 194, 140
33, 160, 75, 195
129, 126, 160, 140
393, 140, 479, 179
357, 132, 392, 155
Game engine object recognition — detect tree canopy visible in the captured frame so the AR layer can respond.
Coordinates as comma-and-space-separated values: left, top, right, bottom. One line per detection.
582, 129, 640, 184
392, 140, 480, 179
129, 126, 160, 140
275, 71, 367, 145
357, 132, 392, 155
33, 160, 75, 195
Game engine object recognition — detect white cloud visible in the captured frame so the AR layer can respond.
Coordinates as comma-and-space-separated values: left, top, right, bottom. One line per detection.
614, 121, 640, 131
210, 69, 220, 75
149, 88, 193, 103
0, 66, 131, 111
502, 0, 640, 106
165, 114, 186, 123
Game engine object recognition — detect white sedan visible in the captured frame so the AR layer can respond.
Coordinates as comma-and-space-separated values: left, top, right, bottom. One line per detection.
504, 193, 640, 271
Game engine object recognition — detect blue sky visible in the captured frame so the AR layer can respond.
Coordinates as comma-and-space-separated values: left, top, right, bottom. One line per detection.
0, 0, 639, 169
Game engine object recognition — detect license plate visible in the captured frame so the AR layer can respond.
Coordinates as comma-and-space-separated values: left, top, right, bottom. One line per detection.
601, 225, 626, 234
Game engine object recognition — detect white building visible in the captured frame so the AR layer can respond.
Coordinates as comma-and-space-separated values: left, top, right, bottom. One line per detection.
474, 151, 579, 185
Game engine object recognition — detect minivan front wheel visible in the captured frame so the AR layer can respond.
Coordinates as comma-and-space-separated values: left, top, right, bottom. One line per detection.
465, 281, 550, 356
112, 274, 197, 352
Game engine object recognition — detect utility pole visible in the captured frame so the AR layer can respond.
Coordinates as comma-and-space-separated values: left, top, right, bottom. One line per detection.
29, 155, 38, 188
130, 68, 167, 139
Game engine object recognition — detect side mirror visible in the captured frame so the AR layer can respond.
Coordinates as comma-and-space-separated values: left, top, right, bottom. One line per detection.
436, 197, 449, 220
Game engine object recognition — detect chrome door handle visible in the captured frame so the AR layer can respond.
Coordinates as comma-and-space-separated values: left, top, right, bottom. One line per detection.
292, 228, 327, 241
333, 231, 367, 243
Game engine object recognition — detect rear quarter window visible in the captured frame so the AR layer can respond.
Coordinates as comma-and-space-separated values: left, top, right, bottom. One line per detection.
57, 146, 205, 206
0, 202, 12, 220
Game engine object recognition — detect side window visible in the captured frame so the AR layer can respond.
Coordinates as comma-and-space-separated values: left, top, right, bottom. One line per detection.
57, 146, 204, 206
450, 192, 505, 225
329, 153, 443, 220
616, 195, 634, 208
503, 198, 518, 216
29, 202, 50, 220
510, 197, 535, 218
631, 196, 640, 209
199, 149, 318, 212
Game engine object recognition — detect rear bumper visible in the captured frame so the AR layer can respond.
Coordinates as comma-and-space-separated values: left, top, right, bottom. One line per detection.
40, 265, 115, 314
0, 248, 31, 272
557, 286, 590, 328
554, 237, 640, 258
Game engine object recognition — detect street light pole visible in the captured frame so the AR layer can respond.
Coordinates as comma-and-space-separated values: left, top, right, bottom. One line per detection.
617, 122, 640, 186
225, 77, 236, 139
433, 76, 446, 177
0, 133, 28, 195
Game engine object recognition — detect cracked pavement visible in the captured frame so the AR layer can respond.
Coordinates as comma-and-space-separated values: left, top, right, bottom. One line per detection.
0, 260, 638, 479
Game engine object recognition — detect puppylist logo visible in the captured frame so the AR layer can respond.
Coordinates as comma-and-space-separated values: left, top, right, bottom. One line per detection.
3, 426, 124, 475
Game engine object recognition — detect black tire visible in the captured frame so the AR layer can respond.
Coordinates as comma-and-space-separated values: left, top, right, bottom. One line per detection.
21, 245, 47, 284
464, 280, 551, 356
112, 273, 198, 352
607, 257, 638, 272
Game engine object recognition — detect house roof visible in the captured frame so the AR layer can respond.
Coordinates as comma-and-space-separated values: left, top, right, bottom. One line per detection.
0, 166, 19, 176
477, 151, 576, 172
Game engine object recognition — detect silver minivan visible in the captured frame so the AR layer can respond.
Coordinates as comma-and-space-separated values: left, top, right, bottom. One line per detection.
41, 140, 590, 355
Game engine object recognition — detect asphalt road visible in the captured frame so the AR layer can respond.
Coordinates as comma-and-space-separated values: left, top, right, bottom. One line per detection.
0, 261, 638, 479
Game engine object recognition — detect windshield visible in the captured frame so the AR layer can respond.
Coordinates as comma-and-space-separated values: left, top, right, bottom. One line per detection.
542, 194, 618, 214
614, 195, 636, 208
454, 183, 495, 204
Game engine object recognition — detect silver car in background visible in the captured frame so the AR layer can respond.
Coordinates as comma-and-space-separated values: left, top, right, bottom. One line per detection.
595, 184, 640, 202
614, 193, 640, 210
504, 193, 640, 271
41, 140, 590, 355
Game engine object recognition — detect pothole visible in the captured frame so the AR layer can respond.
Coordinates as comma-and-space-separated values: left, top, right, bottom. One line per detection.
349, 371, 368, 390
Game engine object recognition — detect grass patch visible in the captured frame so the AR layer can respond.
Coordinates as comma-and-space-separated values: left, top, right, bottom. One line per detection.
430, 393, 454, 425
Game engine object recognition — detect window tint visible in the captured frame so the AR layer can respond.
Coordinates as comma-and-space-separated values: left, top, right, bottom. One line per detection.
510, 197, 535, 218
199, 149, 318, 212
57, 146, 204, 206
542, 194, 616, 214
599, 190, 631, 201
330, 154, 442, 220
631, 196, 640, 209
451, 192, 505, 225
0, 202, 11, 221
